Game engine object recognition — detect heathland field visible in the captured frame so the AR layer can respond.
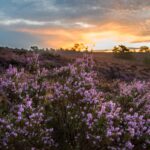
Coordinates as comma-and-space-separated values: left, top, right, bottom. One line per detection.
0, 47, 150, 150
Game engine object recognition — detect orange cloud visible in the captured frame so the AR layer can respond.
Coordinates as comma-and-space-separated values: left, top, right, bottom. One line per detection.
16, 21, 150, 49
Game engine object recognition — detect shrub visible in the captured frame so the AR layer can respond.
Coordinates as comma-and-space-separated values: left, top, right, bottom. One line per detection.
0, 53, 149, 150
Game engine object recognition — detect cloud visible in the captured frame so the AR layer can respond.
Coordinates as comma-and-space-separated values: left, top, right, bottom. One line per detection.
0, 27, 41, 48
131, 39, 150, 43
0, 19, 47, 26
1, 0, 150, 49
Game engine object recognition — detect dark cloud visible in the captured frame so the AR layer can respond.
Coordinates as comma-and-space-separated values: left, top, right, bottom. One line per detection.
0, 0, 150, 25
1, 0, 149, 21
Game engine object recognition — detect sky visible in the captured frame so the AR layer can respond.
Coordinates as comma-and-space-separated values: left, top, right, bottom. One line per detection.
0, 0, 150, 50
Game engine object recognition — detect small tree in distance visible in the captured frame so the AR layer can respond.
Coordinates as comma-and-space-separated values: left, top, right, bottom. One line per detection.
113, 45, 133, 59
140, 46, 150, 52
71, 43, 88, 52
30, 46, 39, 51
113, 45, 130, 53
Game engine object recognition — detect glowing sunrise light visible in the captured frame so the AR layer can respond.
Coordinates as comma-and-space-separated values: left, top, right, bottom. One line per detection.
0, 1, 150, 49
82, 30, 137, 50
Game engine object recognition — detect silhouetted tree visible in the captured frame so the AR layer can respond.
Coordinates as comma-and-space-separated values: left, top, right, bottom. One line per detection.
113, 45, 130, 53
30, 46, 39, 51
140, 46, 150, 52
71, 43, 88, 52
112, 46, 120, 53
113, 45, 132, 59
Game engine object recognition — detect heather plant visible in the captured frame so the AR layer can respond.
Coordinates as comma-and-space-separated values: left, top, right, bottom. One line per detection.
119, 80, 150, 113
0, 53, 149, 150
0, 104, 55, 150
26, 53, 40, 73
48, 55, 101, 149
0, 64, 49, 109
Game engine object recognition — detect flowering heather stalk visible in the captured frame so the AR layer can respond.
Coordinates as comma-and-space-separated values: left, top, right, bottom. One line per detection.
0, 53, 149, 150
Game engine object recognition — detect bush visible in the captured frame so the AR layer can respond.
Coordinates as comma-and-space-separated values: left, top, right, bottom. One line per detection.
0, 54, 149, 150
